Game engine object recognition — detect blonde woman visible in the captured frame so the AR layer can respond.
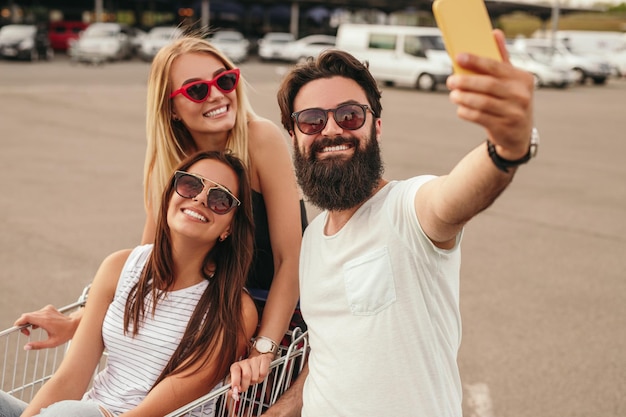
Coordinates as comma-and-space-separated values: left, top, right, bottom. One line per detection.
15, 36, 305, 392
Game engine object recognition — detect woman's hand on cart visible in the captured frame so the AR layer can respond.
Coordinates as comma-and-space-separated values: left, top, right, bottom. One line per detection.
14, 304, 82, 350
228, 349, 274, 399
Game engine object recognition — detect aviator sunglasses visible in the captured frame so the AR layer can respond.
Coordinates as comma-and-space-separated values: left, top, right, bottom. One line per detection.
169, 68, 240, 103
174, 171, 241, 215
291, 103, 374, 135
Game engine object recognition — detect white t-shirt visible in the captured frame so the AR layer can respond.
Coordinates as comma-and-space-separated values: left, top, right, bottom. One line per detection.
300, 177, 464, 417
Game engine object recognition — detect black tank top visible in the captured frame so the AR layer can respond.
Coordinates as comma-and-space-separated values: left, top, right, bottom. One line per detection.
247, 190, 308, 290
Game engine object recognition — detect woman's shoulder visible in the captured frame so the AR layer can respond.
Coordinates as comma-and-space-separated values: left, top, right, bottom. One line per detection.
247, 117, 287, 147
101, 248, 134, 269
100, 245, 152, 276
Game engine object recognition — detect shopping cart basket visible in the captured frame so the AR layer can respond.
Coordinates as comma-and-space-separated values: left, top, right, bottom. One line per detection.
165, 328, 309, 417
1, 285, 309, 416
1, 285, 92, 401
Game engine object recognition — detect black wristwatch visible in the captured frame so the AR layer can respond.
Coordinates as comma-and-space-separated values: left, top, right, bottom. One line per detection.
487, 127, 539, 173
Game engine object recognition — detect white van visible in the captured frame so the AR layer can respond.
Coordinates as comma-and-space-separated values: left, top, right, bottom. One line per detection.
533, 30, 626, 56
514, 37, 612, 85
336, 23, 452, 91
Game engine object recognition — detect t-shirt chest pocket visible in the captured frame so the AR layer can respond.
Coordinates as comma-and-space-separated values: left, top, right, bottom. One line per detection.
342, 246, 396, 315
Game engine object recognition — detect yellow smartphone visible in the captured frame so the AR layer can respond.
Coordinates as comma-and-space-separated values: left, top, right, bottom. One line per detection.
432, 0, 502, 74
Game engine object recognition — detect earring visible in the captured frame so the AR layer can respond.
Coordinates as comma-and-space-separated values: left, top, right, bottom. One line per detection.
172, 115, 181, 122
219, 233, 229, 242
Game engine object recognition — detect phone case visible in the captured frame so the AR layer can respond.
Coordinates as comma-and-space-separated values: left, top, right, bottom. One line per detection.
432, 0, 502, 74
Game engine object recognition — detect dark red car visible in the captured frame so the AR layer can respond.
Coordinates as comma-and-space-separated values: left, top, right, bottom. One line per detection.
48, 21, 88, 51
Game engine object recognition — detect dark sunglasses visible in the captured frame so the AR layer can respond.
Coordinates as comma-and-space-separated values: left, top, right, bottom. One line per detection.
291, 103, 374, 135
174, 171, 241, 215
169, 68, 240, 103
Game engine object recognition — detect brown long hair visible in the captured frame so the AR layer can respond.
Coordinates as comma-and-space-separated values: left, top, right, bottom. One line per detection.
124, 150, 255, 387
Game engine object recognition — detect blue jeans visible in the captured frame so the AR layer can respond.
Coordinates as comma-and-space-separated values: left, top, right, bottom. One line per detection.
0, 391, 105, 417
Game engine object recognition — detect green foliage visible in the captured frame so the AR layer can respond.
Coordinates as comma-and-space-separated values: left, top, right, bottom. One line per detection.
498, 10, 626, 38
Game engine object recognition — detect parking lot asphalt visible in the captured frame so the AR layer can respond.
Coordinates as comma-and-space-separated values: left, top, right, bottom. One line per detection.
1, 55, 625, 417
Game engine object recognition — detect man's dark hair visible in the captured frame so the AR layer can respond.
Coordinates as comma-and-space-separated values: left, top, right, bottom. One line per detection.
277, 50, 383, 133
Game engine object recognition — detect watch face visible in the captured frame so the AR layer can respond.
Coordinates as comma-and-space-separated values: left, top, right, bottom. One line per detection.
255, 338, 272, 353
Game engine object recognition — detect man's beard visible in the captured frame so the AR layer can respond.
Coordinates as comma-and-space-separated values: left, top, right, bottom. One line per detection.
294, 125, 384, 211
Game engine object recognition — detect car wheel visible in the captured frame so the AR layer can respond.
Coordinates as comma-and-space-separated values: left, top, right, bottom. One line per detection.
572, 68, 586, 85
592, 77, 607, 85
416, 73, 436, 91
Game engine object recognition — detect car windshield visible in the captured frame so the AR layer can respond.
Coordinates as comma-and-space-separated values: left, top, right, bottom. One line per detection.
266, 34, 294, 43
149, 28, 180, 40
84, 27, 118, 38
0, 25, 35, 39
420, 35, 446, 51
213, 32, 243, 42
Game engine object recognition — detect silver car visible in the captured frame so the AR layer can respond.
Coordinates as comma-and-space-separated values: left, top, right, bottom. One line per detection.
258, 32, 295, 61
70, 23, 134, 63
208, 30, 249, 63
283, 34, 336, 63
139, 26, 183, 61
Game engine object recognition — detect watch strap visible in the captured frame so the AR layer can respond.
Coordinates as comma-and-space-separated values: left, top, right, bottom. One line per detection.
486, 128, 539, 173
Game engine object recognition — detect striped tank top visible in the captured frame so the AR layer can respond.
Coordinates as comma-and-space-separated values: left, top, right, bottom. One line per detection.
83, 244, 217, 416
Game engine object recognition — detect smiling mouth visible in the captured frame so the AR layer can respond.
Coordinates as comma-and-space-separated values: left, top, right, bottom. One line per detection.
319, 144, 353, 153
183, 208, 208, 222
203, 106, 228, 118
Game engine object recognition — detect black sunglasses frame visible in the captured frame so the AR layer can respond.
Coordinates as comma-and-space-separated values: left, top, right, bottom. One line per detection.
291, 103, 374, 135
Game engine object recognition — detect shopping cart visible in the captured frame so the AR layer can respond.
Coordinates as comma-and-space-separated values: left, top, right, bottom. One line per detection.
1, 285, 310, 416
165, 329, 308, 417
1, 285, 92, 401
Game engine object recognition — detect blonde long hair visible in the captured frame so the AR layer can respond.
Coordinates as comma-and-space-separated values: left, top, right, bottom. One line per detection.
144, 36, 256, 218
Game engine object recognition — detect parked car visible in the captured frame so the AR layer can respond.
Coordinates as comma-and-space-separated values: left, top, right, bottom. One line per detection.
258, 32, 295, 61
129, 27, 146, 57
283, 34, 336, 63
139, 26, 183, 61
515, 38, 612, 85
69, 22, 134, 63
48, 21, 88, 51
0, 24, 53, 61
507, 47, 573, 89
606, 45, 626, 77
208, 30, 249, 63
336, 23, 452, 91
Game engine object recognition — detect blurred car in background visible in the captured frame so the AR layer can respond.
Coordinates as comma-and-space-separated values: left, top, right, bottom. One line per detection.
139, 26, 183, 61
605, 45, 626, 78
48, 21, 88, 51
336, 24, 451, 91
208, 30, 249, 63
0, 24, 53, 61
283, 34, 336, 63
69, 22, 134, 63
515, 38, 612, 85
129, 27, 146, 57
507, 47, 573, 88
258, 32, 295, 61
